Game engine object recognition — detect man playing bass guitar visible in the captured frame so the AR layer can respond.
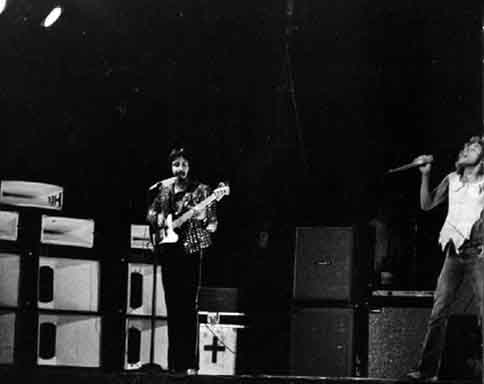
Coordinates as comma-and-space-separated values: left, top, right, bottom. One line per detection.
146, 147, 220, 375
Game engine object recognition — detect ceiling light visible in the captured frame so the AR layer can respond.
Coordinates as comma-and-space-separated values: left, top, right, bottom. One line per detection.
0, 0, 7, 15
41, 5, 62, 28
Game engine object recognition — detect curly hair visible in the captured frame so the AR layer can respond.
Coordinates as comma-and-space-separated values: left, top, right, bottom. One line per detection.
455, 136, 484, 176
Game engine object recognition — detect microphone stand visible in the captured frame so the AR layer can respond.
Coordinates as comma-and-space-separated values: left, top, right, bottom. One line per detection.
140, 245, 165, 372
140, 191, 164, 373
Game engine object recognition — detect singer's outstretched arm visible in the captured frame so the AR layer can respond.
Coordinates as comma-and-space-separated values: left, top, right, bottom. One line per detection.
420, 173, 448, 211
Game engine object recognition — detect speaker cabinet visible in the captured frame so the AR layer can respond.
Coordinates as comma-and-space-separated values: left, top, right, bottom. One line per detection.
0, 251, 20, 307
130, 225, 153, 251
0, 311, 16, 364
37, 313, 101, 367
235, 311, 291, 375
0, 181, 63, 211
126, 263, 167, 316
0, 211, 19, 241
38, 257, 99, 311
368, 306, 431, 378
290, 306, 358, 377
124, 317, 168, 370
293, 227, 362, 302
40, 216, 94, 248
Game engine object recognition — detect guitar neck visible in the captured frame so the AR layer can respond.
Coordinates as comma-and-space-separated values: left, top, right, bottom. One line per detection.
172, 195, 217, 229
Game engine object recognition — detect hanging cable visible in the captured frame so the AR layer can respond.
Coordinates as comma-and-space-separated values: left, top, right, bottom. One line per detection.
284, 0, 310, 177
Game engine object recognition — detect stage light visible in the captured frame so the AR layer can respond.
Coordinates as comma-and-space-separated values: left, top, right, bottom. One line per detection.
0, 0, 7, 15
41, 5, 62, 28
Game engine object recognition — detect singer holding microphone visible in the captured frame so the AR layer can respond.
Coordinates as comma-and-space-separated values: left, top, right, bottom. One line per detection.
407, 136, 484, 381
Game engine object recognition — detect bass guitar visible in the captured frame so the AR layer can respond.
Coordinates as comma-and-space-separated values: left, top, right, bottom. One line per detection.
152, 183, 230, 245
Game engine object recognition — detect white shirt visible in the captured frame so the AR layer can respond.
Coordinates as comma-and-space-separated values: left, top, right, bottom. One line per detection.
439, 172, 484, 250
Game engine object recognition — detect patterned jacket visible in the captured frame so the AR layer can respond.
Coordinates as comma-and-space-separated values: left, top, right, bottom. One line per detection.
147, 179, 217, 254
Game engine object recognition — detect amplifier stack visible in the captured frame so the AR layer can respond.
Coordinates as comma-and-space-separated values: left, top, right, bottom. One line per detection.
0, 180, 101, 368
290, 225, 481, 379
290, 226, 370, 377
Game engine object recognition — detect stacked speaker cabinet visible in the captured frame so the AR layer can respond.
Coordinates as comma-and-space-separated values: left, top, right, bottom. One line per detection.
290, 306, 363, 377
36, 215, 101, 368
0, 210, 21, 365
124, 224, 168, 370
367, 291, 433, 379
368, 288, 481, 380
125, 225, 246, 373
290, 226, 370, 377
0, 181, 101, 368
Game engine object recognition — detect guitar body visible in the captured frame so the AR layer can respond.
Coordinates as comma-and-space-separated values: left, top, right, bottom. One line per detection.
156, 214, 179, 244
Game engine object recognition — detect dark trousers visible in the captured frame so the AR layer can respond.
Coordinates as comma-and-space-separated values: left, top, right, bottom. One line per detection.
159, 243, 203, 372
417, 243, 484, 377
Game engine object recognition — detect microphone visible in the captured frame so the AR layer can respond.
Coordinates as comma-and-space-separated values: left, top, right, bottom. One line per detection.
148, 176, 177, 191
387, 155, 434, 174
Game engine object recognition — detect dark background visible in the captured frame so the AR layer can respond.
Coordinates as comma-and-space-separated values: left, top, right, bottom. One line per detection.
0, 0, 482, 299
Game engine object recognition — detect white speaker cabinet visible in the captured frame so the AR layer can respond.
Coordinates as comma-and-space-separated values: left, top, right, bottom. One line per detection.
0, 252, 20, 307
0, 181, 63, 210
41, 216, 94, 248
126, 263, 167, 316
130, 225, 153, 250
38, 257, 99, 311
0, 211, 19, 241
37, 313, 101, 367
124, 317, 168, 370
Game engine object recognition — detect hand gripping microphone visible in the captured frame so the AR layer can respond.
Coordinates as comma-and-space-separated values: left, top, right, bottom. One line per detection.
387, 155, 434, 174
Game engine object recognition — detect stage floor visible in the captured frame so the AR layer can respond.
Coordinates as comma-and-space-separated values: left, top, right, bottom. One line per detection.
0, 367, 479, 384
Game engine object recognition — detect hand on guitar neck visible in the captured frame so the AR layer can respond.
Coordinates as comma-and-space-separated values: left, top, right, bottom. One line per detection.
190, 206, 207, 220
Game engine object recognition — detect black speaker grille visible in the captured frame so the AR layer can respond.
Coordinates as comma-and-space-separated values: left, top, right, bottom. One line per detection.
368, 307, 431, 378
39, 322, 56, 359
290, 307, 355, 376
38, 266, 54, 303
293, 227, 354, 302
127, 327, 141, 365
129, 272, 143, 309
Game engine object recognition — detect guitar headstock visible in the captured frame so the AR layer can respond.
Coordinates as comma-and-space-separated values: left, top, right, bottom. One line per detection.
213, 182, 230, 201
